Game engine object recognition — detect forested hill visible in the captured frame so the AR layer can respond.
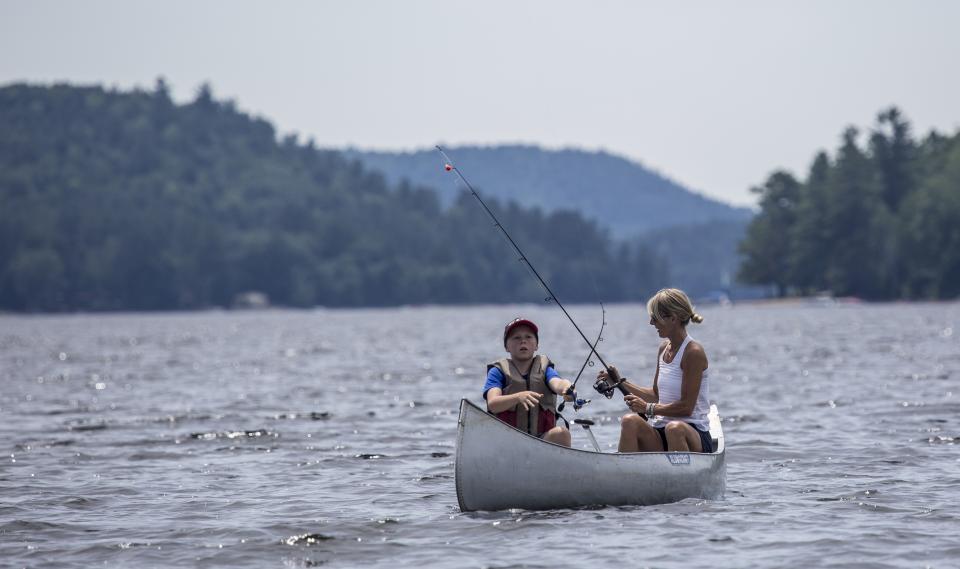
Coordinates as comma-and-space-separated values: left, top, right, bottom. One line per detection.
0, 82, 668, 312
739, 108, 960, 300
346, 146, 752, 238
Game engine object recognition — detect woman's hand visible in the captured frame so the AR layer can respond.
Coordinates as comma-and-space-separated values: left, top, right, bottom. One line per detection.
624, 394, 646, 413
596, 364, 618, 383
514, 391, 542, 411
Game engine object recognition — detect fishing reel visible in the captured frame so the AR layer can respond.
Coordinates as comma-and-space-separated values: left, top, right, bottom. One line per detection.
571, 393, 590, 412
593, 367, 626, 399
558, 387, 590, 413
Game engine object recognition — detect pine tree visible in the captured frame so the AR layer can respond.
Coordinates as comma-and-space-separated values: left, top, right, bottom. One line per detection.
738, 171, 801, 296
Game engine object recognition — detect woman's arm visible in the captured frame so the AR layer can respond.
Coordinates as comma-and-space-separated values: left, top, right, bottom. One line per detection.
596, 365, 657, 401
622, 343, 666, 412
614, 342, 668, 402
621, 380, 656, 401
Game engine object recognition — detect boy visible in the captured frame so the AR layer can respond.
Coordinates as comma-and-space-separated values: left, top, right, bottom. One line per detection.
483, 317, 572, 447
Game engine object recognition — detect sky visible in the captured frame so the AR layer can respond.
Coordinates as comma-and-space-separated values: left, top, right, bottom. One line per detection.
2, 0, 958, 207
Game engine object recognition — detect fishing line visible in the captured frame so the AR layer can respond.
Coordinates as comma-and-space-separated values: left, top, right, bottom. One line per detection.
437, 145, 617, 376
571, 302, 605, 389
569, 263, 611, 387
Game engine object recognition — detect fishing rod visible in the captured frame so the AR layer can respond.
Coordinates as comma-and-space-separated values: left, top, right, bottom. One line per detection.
558, 302, 605, 413
436, 146, 631, 403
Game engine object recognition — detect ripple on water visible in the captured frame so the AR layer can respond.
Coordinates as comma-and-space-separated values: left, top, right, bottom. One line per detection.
144, 412, 215, 424
66, 420, 110, 432
186, 429, 279, 441
271, 411, 332, 421
283, 533, 335, 546
127, 450, 188, 461
926, 435, 956, 444
62, 496, 101, 509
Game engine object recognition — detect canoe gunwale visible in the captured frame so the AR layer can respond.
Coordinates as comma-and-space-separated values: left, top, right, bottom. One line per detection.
458, 398, 724, 456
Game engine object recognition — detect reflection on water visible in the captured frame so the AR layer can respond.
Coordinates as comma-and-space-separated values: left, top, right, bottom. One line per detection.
1, 302, 958, 568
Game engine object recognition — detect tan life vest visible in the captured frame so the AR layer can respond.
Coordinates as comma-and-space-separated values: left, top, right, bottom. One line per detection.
487, 355, 557, 436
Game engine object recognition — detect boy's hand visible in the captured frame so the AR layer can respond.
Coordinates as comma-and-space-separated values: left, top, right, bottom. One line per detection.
515, 391, 542, 410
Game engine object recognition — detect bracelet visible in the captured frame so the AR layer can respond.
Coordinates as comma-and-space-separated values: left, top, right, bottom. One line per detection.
646, 402, 656, 416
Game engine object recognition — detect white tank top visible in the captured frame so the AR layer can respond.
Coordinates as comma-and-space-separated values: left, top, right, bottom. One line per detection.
650, 335, 710, 430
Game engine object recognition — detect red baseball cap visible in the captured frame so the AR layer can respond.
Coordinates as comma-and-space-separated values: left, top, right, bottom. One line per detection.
503, 318, 538, 347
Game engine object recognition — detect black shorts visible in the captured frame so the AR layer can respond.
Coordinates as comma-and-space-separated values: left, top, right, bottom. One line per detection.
654, 423, 714, 453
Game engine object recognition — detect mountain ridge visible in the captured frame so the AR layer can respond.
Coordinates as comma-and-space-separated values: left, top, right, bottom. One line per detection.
345, 144, 753, 239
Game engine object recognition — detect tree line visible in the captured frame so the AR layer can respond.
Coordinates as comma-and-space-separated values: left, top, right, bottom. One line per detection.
739, 108, 960, 300
0, 82, 667, 312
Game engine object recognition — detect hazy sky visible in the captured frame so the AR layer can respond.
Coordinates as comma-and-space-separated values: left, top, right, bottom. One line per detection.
2, 1, 958, 206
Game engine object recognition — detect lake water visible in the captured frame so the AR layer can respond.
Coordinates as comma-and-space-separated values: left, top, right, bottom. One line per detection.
1, 301, 958, 568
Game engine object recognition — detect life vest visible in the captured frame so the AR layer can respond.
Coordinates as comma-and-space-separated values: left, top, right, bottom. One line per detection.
487, 355, 557, 436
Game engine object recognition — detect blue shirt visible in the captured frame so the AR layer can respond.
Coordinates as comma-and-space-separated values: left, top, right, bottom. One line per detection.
483, 363, 560, 400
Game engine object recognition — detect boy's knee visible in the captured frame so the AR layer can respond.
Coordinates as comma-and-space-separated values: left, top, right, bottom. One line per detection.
544, 426, 571, 445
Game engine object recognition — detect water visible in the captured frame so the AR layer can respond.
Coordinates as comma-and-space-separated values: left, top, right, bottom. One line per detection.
1, 302, 958, 568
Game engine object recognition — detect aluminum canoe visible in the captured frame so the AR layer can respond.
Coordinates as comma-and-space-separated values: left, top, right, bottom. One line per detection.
454, 398, 726, 511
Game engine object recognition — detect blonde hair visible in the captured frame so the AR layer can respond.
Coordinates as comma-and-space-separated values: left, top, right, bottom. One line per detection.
646, 288, 703, 326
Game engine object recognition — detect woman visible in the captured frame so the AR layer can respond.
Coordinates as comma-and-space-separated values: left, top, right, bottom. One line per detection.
597, 288, 713, 453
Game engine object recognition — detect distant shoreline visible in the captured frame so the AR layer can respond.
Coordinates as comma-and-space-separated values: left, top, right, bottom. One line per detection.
4, 296, 960, 318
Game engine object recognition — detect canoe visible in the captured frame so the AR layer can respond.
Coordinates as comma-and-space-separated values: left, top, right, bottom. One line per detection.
454, 398, 726, 511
